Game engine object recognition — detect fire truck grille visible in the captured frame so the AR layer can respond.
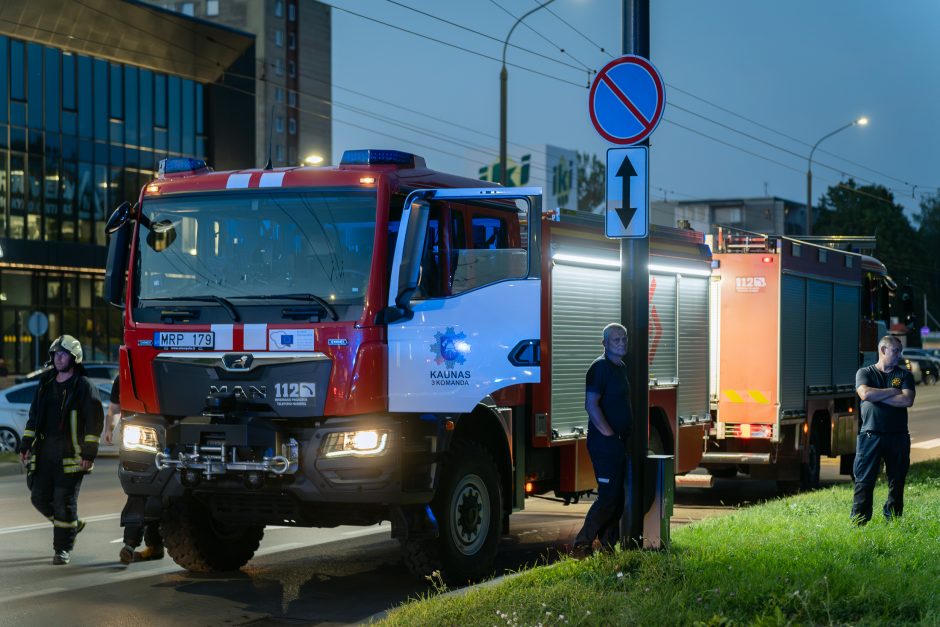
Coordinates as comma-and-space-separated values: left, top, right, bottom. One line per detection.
207, 492, 300, 523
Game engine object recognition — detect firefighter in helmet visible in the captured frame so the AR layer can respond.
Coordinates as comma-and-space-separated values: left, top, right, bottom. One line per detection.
19, 335, 104, 565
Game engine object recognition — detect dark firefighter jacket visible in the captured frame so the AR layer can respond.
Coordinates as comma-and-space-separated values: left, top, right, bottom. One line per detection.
19, 368, 105, 474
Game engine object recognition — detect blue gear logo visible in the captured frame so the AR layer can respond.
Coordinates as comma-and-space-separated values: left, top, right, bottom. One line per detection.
430, 327, 468, 369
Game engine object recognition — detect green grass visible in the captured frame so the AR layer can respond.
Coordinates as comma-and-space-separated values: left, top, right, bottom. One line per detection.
379, 460, 940, 626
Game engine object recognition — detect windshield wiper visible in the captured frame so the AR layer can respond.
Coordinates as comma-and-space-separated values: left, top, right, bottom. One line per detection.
144, 295, 240, 322
240, 293, 339, 321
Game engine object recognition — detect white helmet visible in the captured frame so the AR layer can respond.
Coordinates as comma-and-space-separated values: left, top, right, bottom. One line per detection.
49, 335, 84, 364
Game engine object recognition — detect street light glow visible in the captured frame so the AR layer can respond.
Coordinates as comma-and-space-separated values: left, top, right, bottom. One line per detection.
304, 154, 324, 165
806, 116, 870, 234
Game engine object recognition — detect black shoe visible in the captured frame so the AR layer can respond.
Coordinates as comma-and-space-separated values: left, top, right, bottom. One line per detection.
53, 550, 70, 565
570, 543, 593, 559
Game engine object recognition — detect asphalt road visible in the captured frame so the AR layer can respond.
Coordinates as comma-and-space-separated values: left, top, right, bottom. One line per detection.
0, 384, 937, 626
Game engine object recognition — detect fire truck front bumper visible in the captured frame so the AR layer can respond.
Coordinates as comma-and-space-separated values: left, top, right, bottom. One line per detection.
118, 413, 442, 508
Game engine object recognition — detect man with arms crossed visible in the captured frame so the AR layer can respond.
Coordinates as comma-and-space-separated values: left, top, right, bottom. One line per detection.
852, 335, 915, 525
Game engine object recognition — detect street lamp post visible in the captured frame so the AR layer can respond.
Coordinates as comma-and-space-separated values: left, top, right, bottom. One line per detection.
805, 116, 868, 234
500, 0, 556, 185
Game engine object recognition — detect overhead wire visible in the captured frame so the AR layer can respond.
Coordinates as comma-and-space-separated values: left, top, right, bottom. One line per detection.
6, 4, 917, 204
536, 0, 614, 59
666, 101, 910, 195
17, 2, 934, 205
525, 1, 935, 196
379, 0, 585, 73
484, 0, 593, 72
666, 82, 927, 192
324, 2, 585, 88
662, 118, 896, 207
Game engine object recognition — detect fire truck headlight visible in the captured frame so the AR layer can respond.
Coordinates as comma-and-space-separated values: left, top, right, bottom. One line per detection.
123, 425, 161, 453
321, 430, 390, 458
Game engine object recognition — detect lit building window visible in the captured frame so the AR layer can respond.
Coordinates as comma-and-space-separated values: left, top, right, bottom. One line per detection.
275, 87, 283, 102
206, 0, 219, 16
179, 2, 194, 16
287, 90, 297, 107
274, 0, 283, 17
275, 30, 283, 47
275, 116, 284, 133
288, 118, 296, 134
274, 58, 283, 76
288, 3, 295, 21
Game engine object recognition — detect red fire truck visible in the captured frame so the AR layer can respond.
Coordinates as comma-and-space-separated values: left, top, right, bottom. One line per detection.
107, 150, 712, 582
701, 228, 894, 491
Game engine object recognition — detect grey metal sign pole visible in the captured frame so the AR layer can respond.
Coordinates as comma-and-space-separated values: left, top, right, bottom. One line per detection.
620, 0, 650, 548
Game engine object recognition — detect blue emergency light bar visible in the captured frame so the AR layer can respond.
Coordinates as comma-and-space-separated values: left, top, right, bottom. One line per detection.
339, 149, 426, 169
158, 158, 208, 177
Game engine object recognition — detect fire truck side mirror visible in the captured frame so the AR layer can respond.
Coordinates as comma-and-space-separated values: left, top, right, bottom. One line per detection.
394, 199, 430, 316
106, 202, 133, 234
105, 210, 133, 308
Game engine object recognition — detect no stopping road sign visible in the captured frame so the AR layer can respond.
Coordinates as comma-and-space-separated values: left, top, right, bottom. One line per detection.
589, 55, 666, 145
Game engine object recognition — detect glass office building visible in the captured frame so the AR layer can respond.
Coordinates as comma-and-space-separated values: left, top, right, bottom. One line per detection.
0, 2, 255, 374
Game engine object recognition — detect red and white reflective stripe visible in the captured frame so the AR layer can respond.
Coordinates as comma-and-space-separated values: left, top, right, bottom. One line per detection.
244, 324, 267, 350
259, 172, 285, 187
226, 173, 252, 189
211, 324, 234, 351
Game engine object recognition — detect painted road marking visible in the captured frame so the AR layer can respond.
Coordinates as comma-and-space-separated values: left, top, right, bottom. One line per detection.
0, 513, 120, 535
912, 438, 940, 450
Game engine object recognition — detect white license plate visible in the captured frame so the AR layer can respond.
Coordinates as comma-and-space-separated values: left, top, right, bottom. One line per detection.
154, 331, 215, 349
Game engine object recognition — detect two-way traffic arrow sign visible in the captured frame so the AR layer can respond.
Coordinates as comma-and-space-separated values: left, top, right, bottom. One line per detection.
606, 146, 648, 238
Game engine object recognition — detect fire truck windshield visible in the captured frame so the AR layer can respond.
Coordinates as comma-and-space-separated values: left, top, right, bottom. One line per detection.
136, 190, 378, 308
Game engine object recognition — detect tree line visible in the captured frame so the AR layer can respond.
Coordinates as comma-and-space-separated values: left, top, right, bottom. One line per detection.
815, 180, 940, 337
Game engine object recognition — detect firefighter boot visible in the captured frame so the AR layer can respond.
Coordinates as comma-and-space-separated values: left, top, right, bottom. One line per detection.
53, 550, 70, 565
133, 546, 165, 562
119, 544, 135, 565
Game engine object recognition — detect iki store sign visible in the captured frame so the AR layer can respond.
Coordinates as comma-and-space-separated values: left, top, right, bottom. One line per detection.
477, 144, 580, 215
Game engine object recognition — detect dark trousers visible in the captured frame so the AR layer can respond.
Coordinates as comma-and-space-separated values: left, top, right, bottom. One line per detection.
575, 432, 628, 548
851, 431, 911, 523
121, 496, 163, 549
30, 450, 84, 552
123, 522, 163, 549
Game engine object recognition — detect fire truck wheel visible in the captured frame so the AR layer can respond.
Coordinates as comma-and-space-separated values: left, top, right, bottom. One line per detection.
160, 498, 264, 572
799, 439, 821, 491
401, 440, 502, 584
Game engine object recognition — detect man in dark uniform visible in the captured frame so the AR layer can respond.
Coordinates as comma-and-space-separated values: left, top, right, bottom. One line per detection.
19, 335, 104, 564
852, 335, 915, 525
572, 323, 631, 556
105, 375, 165, 565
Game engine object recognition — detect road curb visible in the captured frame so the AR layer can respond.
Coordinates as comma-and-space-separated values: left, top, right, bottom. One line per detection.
362, 568, 530, 624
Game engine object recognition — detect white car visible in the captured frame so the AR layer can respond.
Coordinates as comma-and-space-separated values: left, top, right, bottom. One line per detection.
0, 379, 113, 453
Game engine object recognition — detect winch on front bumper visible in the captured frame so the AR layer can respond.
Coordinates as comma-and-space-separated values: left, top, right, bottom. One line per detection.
154, 438, 299, 479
